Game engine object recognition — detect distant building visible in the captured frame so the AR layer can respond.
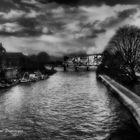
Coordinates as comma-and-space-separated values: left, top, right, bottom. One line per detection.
0, 43, 6, 55
0, 43, 6, 69
0, 43, 25, 81
4, 68, 19, 81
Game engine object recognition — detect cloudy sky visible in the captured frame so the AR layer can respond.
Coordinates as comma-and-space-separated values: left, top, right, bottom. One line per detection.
0, 0, 140, 57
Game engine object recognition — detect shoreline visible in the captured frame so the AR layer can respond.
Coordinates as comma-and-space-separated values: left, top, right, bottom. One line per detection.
0, 69, 57, 89
98, 74, 140, 132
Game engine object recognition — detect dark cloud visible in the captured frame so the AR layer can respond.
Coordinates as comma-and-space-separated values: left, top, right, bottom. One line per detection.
0, 0, 16, 11
0, 31, 18, 36
87, 29, 106, 38
37, 0, 140, 6
92, 29, 106, 34
37, 0, 79, 5
0, 0, 139, 56
0, 0, 38, 12
0, 29, 41, 37
100, 8, 137, 28
18, 18, 38, 30
80, 0, 140, 5
0, 18, 44, 37
12, 0, 39, 11
118, 8, 137, 19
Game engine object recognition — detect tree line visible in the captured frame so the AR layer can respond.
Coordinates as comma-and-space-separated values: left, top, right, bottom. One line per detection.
20, 52, 51, 73
97, 25, 140, 84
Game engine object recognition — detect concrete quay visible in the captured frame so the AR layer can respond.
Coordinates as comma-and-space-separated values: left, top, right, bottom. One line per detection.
136, 72, 140, 81
98, 75, 140, 128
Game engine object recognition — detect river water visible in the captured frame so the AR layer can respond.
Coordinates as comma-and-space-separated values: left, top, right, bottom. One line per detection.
0, 72, 139, 140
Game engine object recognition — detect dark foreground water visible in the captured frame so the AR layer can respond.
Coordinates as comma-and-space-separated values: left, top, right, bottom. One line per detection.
0, 72, 139, 140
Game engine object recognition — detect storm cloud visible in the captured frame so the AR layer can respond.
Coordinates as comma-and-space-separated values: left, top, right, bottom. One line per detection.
0, 0, 139, 56
37, 0, 140, 6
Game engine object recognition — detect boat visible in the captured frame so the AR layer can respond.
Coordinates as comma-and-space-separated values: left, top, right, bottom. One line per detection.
0, 83, 7, 88
20, 78, 30, 83
0, 83, 11, 89
20, 72, 30, 83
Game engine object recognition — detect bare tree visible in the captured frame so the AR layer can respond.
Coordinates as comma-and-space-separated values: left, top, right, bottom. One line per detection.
98, 25, 140, 83
0, 43, 6, 56
0, 43, 6, 69
105, 25, 140, 71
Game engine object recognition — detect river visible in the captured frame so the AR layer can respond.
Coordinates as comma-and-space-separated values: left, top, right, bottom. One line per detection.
0, 71, 139, 140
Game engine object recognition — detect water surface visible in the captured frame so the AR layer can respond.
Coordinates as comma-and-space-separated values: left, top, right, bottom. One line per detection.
0, 72, 138, 140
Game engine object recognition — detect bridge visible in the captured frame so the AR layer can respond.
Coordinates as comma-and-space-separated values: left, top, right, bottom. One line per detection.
63, 54, 103, 71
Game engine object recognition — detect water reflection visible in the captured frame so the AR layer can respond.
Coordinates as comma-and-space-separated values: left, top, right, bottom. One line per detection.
0, 72, 138, 140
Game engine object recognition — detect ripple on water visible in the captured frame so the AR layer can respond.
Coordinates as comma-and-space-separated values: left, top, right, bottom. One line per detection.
0, 72, 139, 140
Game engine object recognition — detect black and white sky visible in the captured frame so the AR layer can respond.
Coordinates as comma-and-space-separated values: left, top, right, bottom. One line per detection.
0, 0, 140, 56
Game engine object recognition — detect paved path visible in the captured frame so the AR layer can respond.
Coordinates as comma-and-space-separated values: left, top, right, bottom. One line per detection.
99, 75, 140, 128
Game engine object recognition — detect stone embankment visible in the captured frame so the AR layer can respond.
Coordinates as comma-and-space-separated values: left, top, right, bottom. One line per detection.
98, 75, 140, 128
136, 72, 140, 81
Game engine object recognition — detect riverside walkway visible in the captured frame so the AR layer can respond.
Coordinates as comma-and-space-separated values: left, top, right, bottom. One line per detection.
99, 75, 140, 128
136, 72, 140, 81
136, 73, 140, 77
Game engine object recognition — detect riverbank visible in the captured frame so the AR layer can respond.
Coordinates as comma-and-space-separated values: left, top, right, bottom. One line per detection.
0, 69, 56, 89
136, 72, 140, 81
98, 74, 140, 130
